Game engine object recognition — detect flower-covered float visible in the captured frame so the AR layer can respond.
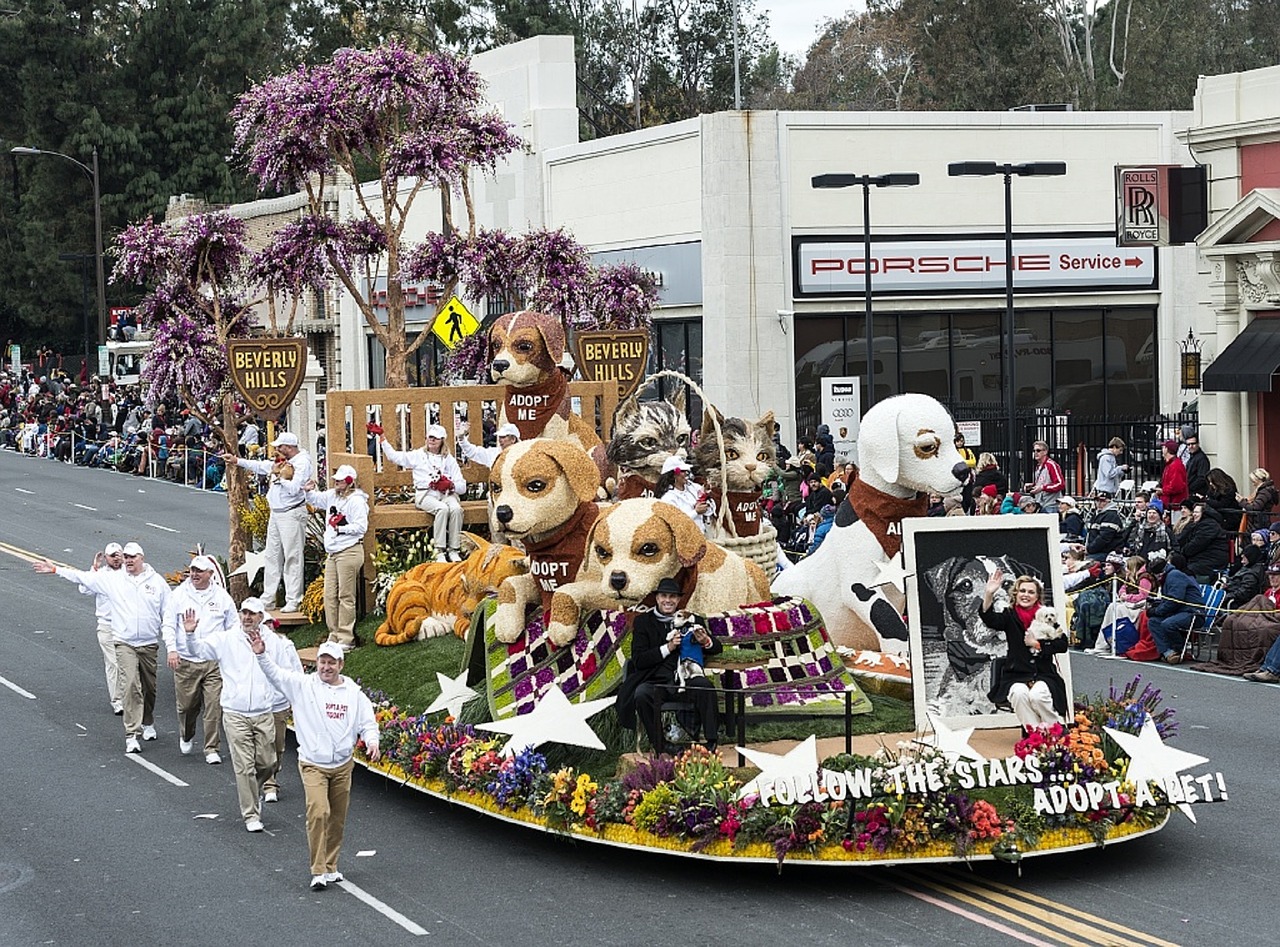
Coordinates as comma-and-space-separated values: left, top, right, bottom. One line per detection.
326, 376, 1221, 868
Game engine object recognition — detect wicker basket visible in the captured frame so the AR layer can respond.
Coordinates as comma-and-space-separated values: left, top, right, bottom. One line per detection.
717, 521, 778, 572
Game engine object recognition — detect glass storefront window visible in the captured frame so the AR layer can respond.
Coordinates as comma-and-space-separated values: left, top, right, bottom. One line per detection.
1052, 309, 1104, 415
899, 313, 951, 402
1013, 309, 1052, 410
951, 311, 1002, 404
794, 316, 843, 437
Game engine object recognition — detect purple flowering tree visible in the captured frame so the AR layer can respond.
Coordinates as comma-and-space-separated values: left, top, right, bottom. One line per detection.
233, 44, 658, 388
112, 211, 305, 582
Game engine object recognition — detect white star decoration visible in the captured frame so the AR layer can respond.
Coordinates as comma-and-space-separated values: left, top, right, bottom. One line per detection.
228, 550, 266, 584
736, 734, 830, 801
425, 670, 479, 720
871, 554, 912, 592
917, 715, 986, 763
1105, 714, 1210, 822
476, 688, 616, 757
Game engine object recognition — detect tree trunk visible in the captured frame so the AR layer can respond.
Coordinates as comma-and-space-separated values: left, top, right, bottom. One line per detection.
382, 247, 409, 388
220, 390, 253, 602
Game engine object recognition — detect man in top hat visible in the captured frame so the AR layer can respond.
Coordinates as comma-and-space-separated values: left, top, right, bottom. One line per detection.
36, 542, 171, 753
304, 465, 370, 650
614, 576, 723, 756
222, 431, 313, 612
250, 638, 379, 891
162, 554, 238, 764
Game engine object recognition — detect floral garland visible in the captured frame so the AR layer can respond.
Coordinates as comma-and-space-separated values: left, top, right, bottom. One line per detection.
365, 676, 1179, 866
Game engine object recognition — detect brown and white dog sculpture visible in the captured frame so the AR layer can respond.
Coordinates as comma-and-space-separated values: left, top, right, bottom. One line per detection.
771, 393, 971, 653
489, 310, 607, 476
545, 498, 772, 646
490, 438, 603, 644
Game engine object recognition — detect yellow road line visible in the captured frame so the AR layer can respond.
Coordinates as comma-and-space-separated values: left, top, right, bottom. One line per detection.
898, 867, 1180, 947
0, 539, 70, 568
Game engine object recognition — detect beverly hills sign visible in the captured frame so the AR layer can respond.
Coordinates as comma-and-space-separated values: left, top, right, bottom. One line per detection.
227, 338, 308, 418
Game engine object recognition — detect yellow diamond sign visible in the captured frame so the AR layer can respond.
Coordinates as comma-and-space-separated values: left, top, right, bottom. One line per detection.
431, 296, 480, 350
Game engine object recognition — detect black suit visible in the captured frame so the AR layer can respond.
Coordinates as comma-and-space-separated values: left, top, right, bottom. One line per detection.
616, 610, 722, 755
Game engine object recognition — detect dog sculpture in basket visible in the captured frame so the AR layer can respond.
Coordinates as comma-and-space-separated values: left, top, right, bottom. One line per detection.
544, 497, 773, 646
772, 393, 971, 653
374, 534, 528, 645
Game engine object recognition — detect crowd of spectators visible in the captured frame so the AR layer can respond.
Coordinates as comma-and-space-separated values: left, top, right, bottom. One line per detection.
0, 365, 271, 490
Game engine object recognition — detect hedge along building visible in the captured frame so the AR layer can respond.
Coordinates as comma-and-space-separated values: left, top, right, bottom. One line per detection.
1187, 64, 1280, 486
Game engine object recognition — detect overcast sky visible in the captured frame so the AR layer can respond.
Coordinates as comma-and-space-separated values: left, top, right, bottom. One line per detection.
759, 0, 863, 60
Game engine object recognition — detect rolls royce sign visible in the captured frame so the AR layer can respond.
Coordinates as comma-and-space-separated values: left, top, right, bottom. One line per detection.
794, 234, 1157, 298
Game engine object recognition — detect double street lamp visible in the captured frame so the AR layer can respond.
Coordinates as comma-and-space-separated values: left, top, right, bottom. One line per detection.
947, 161, 1067, 484
811, 172, 920, 409
12, 146, 108, 353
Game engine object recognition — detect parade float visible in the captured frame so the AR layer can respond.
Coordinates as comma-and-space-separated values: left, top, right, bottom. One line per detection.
317, 335, 1217, 869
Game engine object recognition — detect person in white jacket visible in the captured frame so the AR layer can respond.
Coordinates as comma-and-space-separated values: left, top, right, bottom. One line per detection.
303, 464, 369, 650
186, 596, 300, 832
456, 419, 520, 469
251, 638, 380, 892
220, 431, 314, 612
81, 541, 125, 715
375, 422, 466, 562
656, 455, 716, 535
36, 541, 171, 753
161, 554, 238, 764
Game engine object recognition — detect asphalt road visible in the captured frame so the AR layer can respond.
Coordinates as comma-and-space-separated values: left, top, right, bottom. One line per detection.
0, 449, 1270, 945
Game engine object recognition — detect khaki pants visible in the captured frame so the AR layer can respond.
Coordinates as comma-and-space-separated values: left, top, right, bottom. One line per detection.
414, 491, 462, 553
116, 642, 157, 739
97, 620, 120, 705
173, 659, 222, 754
299, 759, 354, 875
262, 708, 290, 794
223, 710, 277, 823
324, 545, 364, 646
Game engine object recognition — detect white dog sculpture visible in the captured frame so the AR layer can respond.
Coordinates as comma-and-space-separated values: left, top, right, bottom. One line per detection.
771, 393, 971, 653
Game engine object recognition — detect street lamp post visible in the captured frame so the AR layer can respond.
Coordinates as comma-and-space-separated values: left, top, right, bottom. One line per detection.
946, 161, 1066, 485
811, 172, 920, 410
12, 146, 108, 354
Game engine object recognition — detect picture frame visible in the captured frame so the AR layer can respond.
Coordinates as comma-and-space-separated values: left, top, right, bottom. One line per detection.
902, 514, 1071, 730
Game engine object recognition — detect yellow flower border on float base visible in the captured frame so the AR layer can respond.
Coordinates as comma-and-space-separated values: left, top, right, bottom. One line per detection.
360, 757, 1171, 868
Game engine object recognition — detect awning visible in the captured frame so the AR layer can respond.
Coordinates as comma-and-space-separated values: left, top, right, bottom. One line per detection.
1202, 318, 1280, 392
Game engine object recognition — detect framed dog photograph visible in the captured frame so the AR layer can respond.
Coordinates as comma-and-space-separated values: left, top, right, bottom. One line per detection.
902, 514, 1071, 730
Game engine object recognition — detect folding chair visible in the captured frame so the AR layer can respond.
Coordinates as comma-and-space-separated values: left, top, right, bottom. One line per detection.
1182, 584, 1227, 662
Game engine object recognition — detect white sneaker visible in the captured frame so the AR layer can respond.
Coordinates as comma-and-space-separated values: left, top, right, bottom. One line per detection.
141, 725, 158, 741
205, 751, 222, 765
125, 737, 142, 754
111, 701, 123, 715
432, 551, 448, 563
323, 871, 344, 884
309, 875, 327, 891
281, 603, 300, 613
179, 738, 194, 755
263, 790, 278, 803
447, 549, 463, 562
245, 819, 264, 833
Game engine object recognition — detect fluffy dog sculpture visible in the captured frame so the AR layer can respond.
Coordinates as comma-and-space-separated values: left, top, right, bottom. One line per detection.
490, 438, 603, 644
772, 393, 971, 652
374, 534, 528, 645
489, 310, 607, 476
545, 497, 773, 645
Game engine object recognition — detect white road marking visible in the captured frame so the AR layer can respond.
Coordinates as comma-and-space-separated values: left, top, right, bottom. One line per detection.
14, 487, 34, 495
0, 675, 36, 699
126, 754, 190, 787
72, 503, 97, 511
76, 723, 87, 731
337, 880, 428, 936
145, 522, 178, 533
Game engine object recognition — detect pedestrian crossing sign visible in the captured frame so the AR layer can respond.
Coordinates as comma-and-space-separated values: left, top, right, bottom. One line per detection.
431, 296, 480, 350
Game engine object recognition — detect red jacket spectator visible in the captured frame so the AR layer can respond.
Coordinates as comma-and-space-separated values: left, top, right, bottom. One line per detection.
1160, 439, 1188, 507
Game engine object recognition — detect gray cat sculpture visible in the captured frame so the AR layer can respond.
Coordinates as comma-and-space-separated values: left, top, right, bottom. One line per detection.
607, 387, 692, 500
694, 407, 776, 540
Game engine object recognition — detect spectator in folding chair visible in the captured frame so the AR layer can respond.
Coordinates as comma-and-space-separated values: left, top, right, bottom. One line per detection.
1195, 563, 1280, 677
1146, 551, 1203, 665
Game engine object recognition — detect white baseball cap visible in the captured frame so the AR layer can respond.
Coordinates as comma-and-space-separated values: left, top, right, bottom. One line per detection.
332, 464, 357, 482
426, 424, 447, 441
239, 596, 267, 615
271, 431, 299, 447
189, 554, 217, 572
317, 641, 346, 661
122, 542, 144, 557
104, 542, 123, 555
661, 455, 692, 475
496, 423, 520, 440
